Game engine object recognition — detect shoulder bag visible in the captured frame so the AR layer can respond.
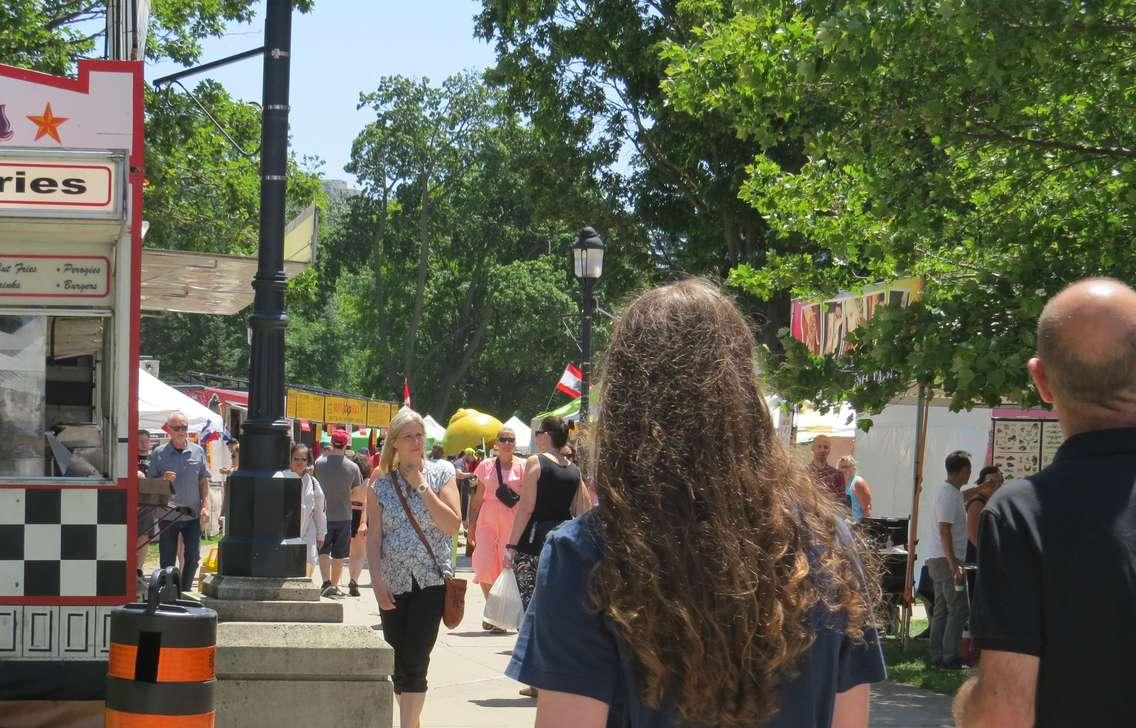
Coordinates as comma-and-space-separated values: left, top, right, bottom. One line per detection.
494, 457, 521, 508
390, 469, 467, 628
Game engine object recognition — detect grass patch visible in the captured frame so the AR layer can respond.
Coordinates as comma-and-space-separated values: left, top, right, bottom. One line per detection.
881, 619, 973, 696
143, 534, 222, 567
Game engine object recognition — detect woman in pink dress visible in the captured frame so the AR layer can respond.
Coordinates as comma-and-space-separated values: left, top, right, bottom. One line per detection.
469, 427, 527, 631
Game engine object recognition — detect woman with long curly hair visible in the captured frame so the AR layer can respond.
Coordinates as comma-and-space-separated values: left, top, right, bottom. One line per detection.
507, 279, 885, 727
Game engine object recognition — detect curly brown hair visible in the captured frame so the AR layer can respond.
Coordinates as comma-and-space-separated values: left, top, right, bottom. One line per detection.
589, 279, 878, 726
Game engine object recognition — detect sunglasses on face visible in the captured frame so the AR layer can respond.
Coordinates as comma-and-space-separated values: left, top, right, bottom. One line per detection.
169, 425, 188, 432
498, 437, 516, 444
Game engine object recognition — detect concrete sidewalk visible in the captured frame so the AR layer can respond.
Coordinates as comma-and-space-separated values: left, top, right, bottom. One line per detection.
331, 559, 953, 727
335, 557, 535, 728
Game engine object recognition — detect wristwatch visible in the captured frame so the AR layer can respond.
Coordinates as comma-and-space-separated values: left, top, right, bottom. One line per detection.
415, 483, 429, 496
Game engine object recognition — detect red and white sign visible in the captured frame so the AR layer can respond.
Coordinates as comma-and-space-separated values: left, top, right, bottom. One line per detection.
0, 156, 119, 214
0, 254, 110, 298
556, 364, 583, 399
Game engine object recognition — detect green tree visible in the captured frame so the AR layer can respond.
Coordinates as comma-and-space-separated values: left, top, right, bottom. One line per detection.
302, 73, 637, 418
0, 0, 314, 75
141, 81, 324, 380
661, 0, 1136, 413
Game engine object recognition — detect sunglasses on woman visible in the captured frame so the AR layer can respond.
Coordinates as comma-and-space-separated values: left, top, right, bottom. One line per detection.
498, 436, 516, 444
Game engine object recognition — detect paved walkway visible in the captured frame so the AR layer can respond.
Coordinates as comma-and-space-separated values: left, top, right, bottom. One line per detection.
326, 555, 954, 728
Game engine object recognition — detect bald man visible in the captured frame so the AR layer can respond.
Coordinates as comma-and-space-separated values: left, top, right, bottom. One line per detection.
807, 435, 844, 499
954, 278, 1136, 728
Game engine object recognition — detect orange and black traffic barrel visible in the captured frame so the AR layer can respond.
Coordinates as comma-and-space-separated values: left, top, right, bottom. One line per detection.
105, 567, 217, 727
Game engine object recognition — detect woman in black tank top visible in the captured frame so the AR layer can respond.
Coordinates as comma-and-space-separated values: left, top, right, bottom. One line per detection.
505, 416, 590, 611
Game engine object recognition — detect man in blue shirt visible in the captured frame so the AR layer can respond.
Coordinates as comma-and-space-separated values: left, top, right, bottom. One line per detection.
147, 411, 210, 590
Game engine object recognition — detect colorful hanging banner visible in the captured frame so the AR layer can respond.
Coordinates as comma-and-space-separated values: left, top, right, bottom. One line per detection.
790, 277, 924, 356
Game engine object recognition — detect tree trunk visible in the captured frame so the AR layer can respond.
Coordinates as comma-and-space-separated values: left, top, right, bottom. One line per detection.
373, 187, 389, 355
435, 306, 491, 417
722, 209, 740, 267
402, 179, 432, 379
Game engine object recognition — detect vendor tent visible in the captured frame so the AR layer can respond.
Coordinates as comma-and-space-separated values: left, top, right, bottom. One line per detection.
535, 397, 581, 423
855, 402, 991, 575
423, 415, 446, 446
138, 368, 223, 434
503, 416, 532, 453
351, 428, 377, 452
138, 368, 226, 484
793, 402, 857, 443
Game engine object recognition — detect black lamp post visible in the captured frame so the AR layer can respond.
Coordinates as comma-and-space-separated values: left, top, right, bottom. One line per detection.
218, 0, 305, 578
572, 227, 606, 424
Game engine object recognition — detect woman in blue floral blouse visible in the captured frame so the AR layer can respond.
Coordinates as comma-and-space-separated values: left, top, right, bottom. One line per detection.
365, 407, 462, 728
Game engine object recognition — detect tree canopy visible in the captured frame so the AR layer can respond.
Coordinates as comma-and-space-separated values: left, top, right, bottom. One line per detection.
286, 72, 639, 418
0, 0, 313, 75
661, 0, 1136, 414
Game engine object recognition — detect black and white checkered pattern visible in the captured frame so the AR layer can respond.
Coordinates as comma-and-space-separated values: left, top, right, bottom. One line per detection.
0, 488, 128, 598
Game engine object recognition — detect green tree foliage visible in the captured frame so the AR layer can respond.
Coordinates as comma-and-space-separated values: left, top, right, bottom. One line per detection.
475, 2, 777, 267
140, 81, 324, 380
661, 0, 1136, 413
287, 73, 637, 419
0, 0, 314, 75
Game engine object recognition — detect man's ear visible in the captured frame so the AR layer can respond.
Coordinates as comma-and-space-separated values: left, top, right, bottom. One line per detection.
1028, 357, 1055, 404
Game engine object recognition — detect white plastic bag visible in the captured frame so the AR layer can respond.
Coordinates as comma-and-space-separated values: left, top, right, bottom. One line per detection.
483, 568, 524, 631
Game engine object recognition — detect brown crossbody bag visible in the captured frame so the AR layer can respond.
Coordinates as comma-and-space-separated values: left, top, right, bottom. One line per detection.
390, 469, 467, 628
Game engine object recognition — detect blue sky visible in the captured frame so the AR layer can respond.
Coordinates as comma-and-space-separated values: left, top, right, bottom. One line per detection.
146, 2, 496, 185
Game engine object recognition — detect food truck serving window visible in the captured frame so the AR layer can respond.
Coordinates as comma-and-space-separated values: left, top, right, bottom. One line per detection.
0, 312, 114, 479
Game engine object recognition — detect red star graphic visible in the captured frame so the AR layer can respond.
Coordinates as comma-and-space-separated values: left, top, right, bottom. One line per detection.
27, 103, 68, 144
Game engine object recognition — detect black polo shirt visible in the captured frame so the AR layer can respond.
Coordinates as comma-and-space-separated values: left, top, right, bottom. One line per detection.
972, 427, 1136, 727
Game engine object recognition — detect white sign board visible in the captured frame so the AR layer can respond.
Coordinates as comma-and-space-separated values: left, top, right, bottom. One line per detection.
0, 155, 120, 216
0, 254, 110, 299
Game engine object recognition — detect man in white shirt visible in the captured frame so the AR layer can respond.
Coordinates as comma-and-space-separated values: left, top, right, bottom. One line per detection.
924, 450, 972, 669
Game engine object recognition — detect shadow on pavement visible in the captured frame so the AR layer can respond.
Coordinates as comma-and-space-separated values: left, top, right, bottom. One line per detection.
470, 698, 535, 708
871, 682, 954, 727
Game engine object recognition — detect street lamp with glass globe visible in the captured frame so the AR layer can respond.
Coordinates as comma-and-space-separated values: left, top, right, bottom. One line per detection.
572, 227, 606, 424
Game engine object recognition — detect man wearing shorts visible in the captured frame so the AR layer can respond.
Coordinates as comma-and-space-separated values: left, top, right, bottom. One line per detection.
314, 429, 362, 597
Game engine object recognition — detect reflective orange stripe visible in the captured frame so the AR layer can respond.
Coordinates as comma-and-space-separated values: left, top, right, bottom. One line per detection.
105, 708, 214, 727
108, 642, 215, 681
107, 642, 137, 680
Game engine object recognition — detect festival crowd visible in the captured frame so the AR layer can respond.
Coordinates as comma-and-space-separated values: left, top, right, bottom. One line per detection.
144, 276, 1136, 728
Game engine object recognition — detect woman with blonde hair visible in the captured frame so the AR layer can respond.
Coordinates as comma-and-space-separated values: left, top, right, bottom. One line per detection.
365, 408, 462, 728
838, 455, 873, 524
507, 279, 885, 727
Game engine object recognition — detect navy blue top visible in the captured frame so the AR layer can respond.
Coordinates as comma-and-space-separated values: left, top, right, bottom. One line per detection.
507, 514, 886, 727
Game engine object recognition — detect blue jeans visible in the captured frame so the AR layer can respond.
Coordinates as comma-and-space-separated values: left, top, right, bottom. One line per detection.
159, 516, 201, 592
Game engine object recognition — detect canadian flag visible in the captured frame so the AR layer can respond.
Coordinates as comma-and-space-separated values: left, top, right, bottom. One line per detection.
556, 364, 583, 399
403, 378, 412, 408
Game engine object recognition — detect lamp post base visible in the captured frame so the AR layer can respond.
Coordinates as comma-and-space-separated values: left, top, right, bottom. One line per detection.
218, 469, 305, 578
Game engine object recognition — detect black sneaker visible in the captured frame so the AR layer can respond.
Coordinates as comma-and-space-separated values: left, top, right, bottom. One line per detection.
321, 582, 342, 598
349, 581, 360, 597
938, 658, 971, 671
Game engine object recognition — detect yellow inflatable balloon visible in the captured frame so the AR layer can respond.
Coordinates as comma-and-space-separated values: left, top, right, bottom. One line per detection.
444, 409, 505, 455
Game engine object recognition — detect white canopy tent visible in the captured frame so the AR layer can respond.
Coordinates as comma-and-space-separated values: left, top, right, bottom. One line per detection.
854, 402, 992, 572
503, 416, 533, 454
793, 402, 858, 443
138, 368, 223, 435
422, 414, 447, 445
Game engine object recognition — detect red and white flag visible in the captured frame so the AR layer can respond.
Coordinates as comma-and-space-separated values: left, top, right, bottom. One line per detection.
556, 364, 583, 399
403, 378, 412, 408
